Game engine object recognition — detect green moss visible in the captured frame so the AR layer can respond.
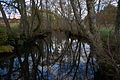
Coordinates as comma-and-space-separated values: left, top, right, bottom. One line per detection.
0, 33, 8, 44
0, 45, 14, 53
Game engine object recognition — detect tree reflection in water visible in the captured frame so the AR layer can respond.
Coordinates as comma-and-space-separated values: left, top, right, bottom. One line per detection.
0, 38, 98, 80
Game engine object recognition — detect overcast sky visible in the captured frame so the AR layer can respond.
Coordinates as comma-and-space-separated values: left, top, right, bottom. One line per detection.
0, 0, 118, 19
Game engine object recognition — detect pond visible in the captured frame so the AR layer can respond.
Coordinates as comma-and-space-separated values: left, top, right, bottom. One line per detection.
0, 38, 98, 80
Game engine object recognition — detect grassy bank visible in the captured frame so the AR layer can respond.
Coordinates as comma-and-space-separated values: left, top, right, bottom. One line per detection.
99, 27, 114, 40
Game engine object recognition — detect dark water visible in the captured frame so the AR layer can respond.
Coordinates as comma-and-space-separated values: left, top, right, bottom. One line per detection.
0, 56, 97, 80
0, 39, 98, 80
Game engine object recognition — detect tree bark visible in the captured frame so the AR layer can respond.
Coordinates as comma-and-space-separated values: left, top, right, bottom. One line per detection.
115, 0, 120, 34
86, 0, 104, 59
70, 0, 81, 24
19, 0, 29, 37
0, 2, 12, 34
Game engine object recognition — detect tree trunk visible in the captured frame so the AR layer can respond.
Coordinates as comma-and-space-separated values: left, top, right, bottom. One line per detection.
115, 0, 120, 34
70, 0, 104, 58
0, 2, 12, 34
19, 0, 29, 37
86, 0, 105, 61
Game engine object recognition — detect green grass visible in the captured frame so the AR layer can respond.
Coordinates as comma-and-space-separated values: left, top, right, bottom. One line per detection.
0, 26, 115, 41
0, 27, 6, 31
0, 26, 17, 32
99, 27, 113, 40
10, 25, 17, 29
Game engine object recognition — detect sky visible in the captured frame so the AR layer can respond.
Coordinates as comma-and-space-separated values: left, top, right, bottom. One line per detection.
0, 0, 118, 19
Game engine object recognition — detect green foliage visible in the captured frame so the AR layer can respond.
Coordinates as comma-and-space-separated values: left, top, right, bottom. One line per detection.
0, 26, 17, 32
0, 30, 14, 53
0, 45, 14, 53
10, 25, 17, 29
0, 33, 8, 44
0, 27, 6, 31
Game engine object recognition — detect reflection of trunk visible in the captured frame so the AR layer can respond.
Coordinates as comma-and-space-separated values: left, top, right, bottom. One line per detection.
6, 58, 14, 79
115, 0, 120, 34
0, 2, 12, 34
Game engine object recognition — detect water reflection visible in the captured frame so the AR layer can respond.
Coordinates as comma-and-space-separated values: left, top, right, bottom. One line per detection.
0, 39, 98, 80
0, 58, 97, 80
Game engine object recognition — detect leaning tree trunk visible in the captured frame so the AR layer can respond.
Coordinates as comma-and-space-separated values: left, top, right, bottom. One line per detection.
70, 0, 105, 79
86, 0, 104, 58
0, 2, 12, 34
70, 0, 104, 59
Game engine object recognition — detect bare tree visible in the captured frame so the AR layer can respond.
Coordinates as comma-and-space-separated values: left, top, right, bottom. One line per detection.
70, 0, 104, 57
0, 2, 12, 34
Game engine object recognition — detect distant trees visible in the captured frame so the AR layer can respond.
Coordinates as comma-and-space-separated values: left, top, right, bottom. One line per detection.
96, 4, 117, 28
